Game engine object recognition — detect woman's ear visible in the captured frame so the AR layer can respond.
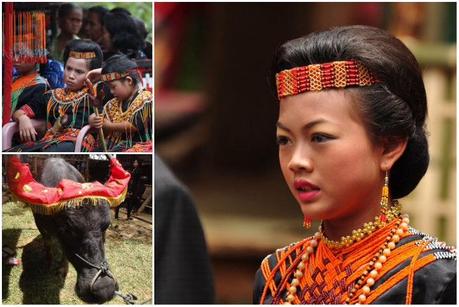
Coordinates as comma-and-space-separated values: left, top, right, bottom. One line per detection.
380, 137, 408, 171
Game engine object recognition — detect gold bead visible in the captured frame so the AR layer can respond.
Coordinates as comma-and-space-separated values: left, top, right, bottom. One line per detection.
358, 294, 367, 302
291, 278, 299, 286
310, 239, 318, 247
383, 248, 391, 256
289, 286, 297, 294
301, 253, 309, 261
370, 270, 378, 278
392, 234, 400, 242
362, 286, 371, 294
286, 294, 295, 302
378, 255, 387, 263
306, 246, 314, 254
297, 262, 305, 270
388, 242, 396, 250
396, 228, 404, 236
294, 270, 303, 278
366, 278, 375, 286
374, 262, 382, 270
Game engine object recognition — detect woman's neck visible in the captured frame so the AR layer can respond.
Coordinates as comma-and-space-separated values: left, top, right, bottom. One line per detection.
321, 198, 383, 241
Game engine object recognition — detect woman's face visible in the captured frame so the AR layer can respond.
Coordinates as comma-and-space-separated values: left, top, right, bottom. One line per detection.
277, 90, 385, 223
85, 12, 104, 43
64, 57, 90, 91
61, 9, 83, 35
100, 27, 113, 52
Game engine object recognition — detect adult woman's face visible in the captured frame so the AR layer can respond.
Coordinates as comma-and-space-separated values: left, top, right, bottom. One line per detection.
100, 27, 113, 52
61, 9, 83, 35
85, 12, 104, 43
64, 57, 90, 91
277, 90, 385, 223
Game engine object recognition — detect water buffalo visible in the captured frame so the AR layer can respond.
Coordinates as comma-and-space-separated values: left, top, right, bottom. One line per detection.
8, 156, 130, 304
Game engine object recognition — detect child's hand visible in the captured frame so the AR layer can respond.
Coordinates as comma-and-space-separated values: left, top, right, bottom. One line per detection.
85, 68, 102, 84
18, 115, 37, 142
89, 113, 104, 129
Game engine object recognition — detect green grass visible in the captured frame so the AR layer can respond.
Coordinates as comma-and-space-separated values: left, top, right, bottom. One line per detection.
2, 201, 152, 304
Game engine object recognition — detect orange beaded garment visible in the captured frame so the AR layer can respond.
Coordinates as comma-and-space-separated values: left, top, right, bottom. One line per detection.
254, 216, 456, 304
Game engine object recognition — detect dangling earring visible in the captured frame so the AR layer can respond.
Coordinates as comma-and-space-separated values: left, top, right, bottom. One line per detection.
380, 170, 389, 212
303, 216, 312, 229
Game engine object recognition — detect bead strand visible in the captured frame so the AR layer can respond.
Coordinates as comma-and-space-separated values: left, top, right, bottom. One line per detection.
319, 202, 401, 249
346, 215, 410, 304
283, 233, 320, 304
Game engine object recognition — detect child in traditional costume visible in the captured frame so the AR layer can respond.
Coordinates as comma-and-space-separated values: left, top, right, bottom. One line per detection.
253, 26, 456, 304
12, 49, 49, 113
7, 39, 103, 152
88, 54, 152, 152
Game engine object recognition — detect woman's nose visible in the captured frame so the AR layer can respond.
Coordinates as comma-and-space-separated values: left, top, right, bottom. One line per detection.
288, 145, 313, 173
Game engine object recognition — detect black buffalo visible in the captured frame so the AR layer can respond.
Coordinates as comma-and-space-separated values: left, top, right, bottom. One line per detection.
32, 158, 118, 303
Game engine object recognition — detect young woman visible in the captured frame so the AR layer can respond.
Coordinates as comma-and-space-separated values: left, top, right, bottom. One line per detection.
100, 12, 146, 61
88, 54, 152, 152
8, 39, 103, 152
253, 26, 456, 304
50, 3, 83, 62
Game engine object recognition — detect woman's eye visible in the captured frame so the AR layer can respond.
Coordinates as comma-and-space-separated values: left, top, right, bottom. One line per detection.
311, 134, 333, 143
276, 136, 290, 146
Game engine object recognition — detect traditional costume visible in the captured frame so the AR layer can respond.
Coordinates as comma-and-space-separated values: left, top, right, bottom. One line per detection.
12, 71, 49, 113
100, 71, 152, 152
6, 51, 101, 152
253, 60, 456, 304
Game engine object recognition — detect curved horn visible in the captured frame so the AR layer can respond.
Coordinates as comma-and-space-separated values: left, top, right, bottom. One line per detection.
7, 156, 131, 214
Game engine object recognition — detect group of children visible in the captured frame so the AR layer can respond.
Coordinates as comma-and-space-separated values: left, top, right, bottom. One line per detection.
7, 39, 152, 152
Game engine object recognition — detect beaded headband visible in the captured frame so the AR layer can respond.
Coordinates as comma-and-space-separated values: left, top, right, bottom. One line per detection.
101, 72, 130, 82
276, 60, 379, 99
69, 51, 97, 59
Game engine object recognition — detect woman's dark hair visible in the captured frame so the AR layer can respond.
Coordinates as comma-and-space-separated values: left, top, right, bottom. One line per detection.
88, 6, 109, 26
109, 7, 131, 16
271, 25, 428, 199
102, 54, 141, 85
58, 3, 82, 19
103, 12, 143, 55
63, 39, 103, 70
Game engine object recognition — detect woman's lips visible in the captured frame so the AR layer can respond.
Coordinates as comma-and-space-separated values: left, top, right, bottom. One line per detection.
294, 179, 321, 202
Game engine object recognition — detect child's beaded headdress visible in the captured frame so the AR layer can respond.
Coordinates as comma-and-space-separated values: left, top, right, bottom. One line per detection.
100, 69, 140, 82
275, 60, 379, 99
101, 72, 130, 82
69, 51, 97, 59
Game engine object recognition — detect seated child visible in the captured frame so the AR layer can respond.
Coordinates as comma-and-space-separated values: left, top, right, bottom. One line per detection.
89, 54, 152, 152
7, 39, 103, 152
12, 57, 49, 114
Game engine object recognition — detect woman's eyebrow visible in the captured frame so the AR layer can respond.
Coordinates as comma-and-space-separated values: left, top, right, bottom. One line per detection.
277, 119, 328, 132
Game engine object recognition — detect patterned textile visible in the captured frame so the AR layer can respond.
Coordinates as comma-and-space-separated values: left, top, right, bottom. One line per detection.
254, 222, 456, 304
7, 156, 130, 215
100, 89, 152, 152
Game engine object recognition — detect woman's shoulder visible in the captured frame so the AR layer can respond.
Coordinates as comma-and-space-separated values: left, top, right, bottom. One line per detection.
375, 227, 456, 304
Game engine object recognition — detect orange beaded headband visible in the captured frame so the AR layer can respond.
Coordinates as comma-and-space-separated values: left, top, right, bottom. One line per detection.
100, 72, 129, 82
69, 51, 97, 59
276, 60, 379, 99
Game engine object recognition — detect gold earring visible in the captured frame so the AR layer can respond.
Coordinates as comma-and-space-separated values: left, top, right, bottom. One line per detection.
303, 216, 312, 229
380, 170, 389, 212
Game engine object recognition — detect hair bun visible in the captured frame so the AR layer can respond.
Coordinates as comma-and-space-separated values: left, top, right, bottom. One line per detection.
390, 127, 429, 199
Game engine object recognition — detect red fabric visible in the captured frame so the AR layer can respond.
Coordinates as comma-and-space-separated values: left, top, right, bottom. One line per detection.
7, 157, 131, 206
3, 3, 14, 125
20, 104, 35, 118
